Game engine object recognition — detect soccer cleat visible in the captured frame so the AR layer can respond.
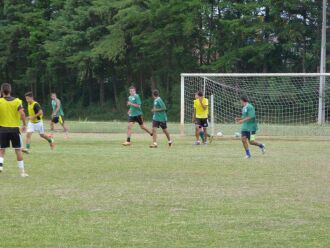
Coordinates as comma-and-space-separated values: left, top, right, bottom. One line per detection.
245, 155, 251, 159
260, 144, 266, 154
168, 140, 173, 147
22, 148, 30, 154
149, 143, 158, 148
194, 141, 201, 145
122, 141, 132, 146
20, 173, 29, 178
203, 141, 209, 145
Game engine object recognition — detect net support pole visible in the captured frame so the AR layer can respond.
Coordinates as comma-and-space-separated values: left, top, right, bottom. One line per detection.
318, 0, 327, 125
180, 75, 185, 136
210, 94, 215, 136
203, 77, 206, 96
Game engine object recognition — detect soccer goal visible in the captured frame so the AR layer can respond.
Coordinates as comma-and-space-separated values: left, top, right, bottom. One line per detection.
180, 73, 330, 137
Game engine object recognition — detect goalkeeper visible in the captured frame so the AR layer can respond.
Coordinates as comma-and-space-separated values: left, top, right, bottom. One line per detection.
235, 96, 266, 158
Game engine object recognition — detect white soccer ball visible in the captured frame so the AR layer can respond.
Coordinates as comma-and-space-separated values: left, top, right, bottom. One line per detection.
216, 131, 223, 137
234, 132, 241, 139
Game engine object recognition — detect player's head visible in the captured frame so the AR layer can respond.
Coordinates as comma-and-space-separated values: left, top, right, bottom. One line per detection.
1, 83, 11, 96
129, 86, 136, 96
240, 95, 249, 105
152, 89, 159, 99
51, 92, 57, 100
196, 91, 203, 99
25, 92, 34, 103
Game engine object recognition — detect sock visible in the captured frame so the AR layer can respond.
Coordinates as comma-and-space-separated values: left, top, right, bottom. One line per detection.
200, 131, 205, 142
26, 144, 31, 149
127, 137, 131, 142
259, 144, 264, 148
0, 157, 3, 167
17, 160, 24, 173
47, 139, 52, 143
245, 149, 251, 157
150, 133, 153, 136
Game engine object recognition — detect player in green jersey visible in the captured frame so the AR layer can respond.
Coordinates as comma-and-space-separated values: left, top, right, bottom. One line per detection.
123, 86, 152, 146
149, 90, 173, 148
50, 93, 68, 138
235, 96, 265, 159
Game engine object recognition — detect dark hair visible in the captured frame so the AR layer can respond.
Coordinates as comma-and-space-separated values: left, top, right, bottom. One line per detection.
1, 83, 11, 95
240, 95, 249, 102
153, 89, 159, 97
129, 86, 136, 90
25, 91, 33, 98
197, 91, 203, 97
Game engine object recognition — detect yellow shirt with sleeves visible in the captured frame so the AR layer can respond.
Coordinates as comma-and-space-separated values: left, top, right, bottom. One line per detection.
28, 101, 43, 123
0, 97, 23, 128
194, 98, 209, 119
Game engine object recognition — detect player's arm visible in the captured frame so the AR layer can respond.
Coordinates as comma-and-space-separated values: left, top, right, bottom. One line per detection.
128, 96, 141, 108
18, 106, 27, 132
199, 98, 208, 110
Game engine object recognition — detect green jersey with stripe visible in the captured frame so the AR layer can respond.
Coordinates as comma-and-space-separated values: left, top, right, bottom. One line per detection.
153, 97, 167, 122
51, 99, 64, 117
128, 94, 143, 117
241, 103, 258, 132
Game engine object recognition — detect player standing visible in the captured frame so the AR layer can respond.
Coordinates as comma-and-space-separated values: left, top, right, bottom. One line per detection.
0, 83, 28, 177
50, 93, 68, 137
149, 90, 173, 148
22, 92, 55, 154
193, 91, 209, 145
235, 95, 266, 158
122, 86, 153, 146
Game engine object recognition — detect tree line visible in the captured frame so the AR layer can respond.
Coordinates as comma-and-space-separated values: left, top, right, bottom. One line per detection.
0, 0, 327, 120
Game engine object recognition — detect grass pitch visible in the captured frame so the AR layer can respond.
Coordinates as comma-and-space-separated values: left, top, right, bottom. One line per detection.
0, 132, 330, 247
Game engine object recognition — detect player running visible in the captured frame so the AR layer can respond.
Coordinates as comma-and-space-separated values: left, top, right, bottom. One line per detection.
193, 91, 209, 145
235, 95, 266, 159
0, 83, 29, 177
122, 86, 153, 146
50, 93, 68, 137
22, 92, 55, 154
149, 90, 173, 148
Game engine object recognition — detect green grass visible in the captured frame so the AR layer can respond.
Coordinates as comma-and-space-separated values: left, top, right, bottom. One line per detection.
1, 131, 330, 247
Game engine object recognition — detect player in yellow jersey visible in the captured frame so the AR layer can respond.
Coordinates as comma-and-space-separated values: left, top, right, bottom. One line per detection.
193, 91, 209, 145
0, 83, 28, 177
22, 92, 55, 154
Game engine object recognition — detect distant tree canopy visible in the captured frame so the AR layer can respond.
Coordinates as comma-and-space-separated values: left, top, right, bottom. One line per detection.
0, 0, 328, 120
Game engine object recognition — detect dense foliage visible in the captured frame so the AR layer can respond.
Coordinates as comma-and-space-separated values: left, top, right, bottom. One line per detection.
0, 0, 327, 120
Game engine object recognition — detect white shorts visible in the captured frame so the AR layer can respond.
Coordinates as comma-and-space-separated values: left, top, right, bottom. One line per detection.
27, 121, 45, 134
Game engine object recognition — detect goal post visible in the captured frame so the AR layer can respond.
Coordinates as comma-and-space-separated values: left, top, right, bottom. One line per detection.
181, 73, 330, 137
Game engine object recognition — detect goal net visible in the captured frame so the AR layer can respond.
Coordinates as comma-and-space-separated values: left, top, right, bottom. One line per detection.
181, 73, 330, 137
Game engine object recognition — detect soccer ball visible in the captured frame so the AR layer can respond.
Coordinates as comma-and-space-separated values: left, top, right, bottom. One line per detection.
216, 131, 223, 137
234, 132, 241, 139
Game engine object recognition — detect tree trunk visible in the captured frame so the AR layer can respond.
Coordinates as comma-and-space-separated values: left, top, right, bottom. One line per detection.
99, 78, 105, 107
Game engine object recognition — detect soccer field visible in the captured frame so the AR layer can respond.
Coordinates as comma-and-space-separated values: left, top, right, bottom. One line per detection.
1, 132, 330, 247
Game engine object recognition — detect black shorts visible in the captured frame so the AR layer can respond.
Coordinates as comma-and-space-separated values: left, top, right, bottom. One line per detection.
128, 115, 144, 125
152, 120, 167, 130
195, 118, 208, 128
52, 116, 65, 124
0, 131, 22, 149
241, 131, 256, 141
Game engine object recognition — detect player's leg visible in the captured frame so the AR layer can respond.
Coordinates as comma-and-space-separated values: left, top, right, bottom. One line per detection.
195, 121, 201, 145
59, 116, 69, 137
241, 132, 251, 158
50, 118, 55, 131
203, 127, 208, 144
12, 133, 28, 177
38, 121, 55, 149
248, 132, 265, 154
137, 116, 152, 136
123, 121, 134, 146
150, 124, 158, 148
23, 132, 33, 154
162, 125, 173, 147
0, 149, 5, 172
0, 132, 9, 172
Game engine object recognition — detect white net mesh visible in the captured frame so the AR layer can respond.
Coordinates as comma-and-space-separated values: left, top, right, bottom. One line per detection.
182, 74, 330, 137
